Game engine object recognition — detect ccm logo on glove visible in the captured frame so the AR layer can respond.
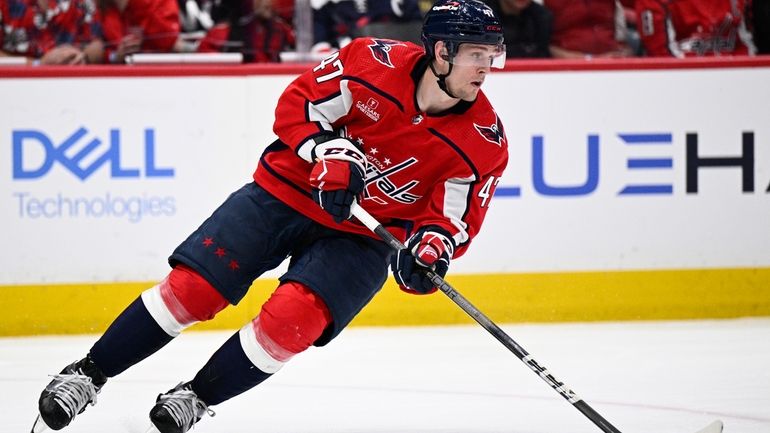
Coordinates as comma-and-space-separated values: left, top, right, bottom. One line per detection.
309, 137, 366, 224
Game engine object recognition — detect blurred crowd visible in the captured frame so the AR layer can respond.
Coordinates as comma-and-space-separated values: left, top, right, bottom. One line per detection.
1, 0, 768, 65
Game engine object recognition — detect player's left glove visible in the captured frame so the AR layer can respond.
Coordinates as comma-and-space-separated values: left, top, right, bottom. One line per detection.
391, 226, 455, 295
308, 137, 367, 224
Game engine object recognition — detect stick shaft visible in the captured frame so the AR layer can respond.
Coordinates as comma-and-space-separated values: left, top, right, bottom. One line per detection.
351, 204, 622, 433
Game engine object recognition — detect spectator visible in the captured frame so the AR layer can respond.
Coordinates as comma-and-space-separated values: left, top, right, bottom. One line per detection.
0, 0, 104, 64
484, 0, 552, 58
271, 0, 294, 21
311, 0, 361, 52
99, 0, 182, 64
197, 0, 295, 62
311, 0, 423, 53
544, 0, 634, 59
636, 0, 757, 57
357, 0, 424, 43
178, 0, 222, 33
755, 0, 770, 53
614, 1, 638, 51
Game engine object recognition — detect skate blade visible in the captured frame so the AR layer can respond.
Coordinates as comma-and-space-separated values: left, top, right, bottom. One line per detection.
144, 424, 161, 433
30, 414, 49, 433
693, 420, 724, 433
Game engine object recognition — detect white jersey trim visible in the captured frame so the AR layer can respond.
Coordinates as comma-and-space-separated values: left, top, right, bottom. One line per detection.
298, 80, 353, 162
443, 176, 475, 247
298, 136, 324, 163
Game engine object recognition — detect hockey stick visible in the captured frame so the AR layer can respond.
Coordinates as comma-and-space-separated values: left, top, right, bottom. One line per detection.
350, 203, 723, 433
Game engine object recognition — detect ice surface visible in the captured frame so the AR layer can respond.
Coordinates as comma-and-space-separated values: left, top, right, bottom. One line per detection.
2, 319, 768, 433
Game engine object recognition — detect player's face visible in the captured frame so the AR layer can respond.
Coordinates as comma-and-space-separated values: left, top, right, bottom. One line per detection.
445, 44, 504, 101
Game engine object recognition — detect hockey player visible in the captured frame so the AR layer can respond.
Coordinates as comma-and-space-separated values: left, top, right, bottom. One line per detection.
32, 1, 508, 432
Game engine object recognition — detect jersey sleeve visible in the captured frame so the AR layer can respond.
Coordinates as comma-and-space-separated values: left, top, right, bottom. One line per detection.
417, 144, 508, 260
636, 0, 675, 57
273, 41, 361, 163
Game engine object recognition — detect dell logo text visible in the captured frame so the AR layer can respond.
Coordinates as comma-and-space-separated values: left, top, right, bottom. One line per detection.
13, 127, 174, 181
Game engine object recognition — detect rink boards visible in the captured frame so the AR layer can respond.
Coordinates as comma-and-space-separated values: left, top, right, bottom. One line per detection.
1, 58, 769, 335
2, 268, 769, 336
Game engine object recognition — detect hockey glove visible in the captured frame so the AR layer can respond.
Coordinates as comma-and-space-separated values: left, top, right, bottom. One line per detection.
309, 137, 366, 224
391, 226, 454, 295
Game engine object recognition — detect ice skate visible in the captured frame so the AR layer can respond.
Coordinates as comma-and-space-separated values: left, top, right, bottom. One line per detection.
32, 356, 107, 432
149, 382, 214, 433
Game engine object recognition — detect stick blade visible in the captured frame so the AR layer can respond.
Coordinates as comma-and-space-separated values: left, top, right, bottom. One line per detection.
30, 414, 49, 433
693, 420, 723, 433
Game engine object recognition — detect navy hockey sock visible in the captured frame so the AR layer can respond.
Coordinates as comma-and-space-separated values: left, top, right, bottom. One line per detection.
190, 332, 273, 405
89, 297, 174, 377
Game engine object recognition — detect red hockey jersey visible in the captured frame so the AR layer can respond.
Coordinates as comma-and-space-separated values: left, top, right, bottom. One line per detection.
636, 0, 757, 57
253, 38, 508, 259
101, 0, 180, 61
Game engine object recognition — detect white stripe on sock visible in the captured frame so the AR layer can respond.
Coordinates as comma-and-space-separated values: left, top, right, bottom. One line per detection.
140, 285, 187, 337
238, 322, 285, 374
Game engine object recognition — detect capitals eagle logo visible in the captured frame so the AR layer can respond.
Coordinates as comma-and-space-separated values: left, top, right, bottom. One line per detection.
368, 39, 405, 68
474, 115, 506, 147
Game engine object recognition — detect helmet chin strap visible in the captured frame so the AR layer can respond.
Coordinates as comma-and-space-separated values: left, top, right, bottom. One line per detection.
429, 60, 458, 99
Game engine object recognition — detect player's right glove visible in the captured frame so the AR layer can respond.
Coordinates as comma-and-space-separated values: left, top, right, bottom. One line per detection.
391, 226, 455, 295
308, 137, 367, 224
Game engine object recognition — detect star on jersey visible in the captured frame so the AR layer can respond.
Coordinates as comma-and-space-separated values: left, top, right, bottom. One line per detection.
473, 115, 506, 147
370, 148, 378, 155
368, 39, 406, 68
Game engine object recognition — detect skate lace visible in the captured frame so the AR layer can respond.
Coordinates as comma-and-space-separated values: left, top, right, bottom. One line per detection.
47, 374, 98, 418
159, 389, 214, 430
